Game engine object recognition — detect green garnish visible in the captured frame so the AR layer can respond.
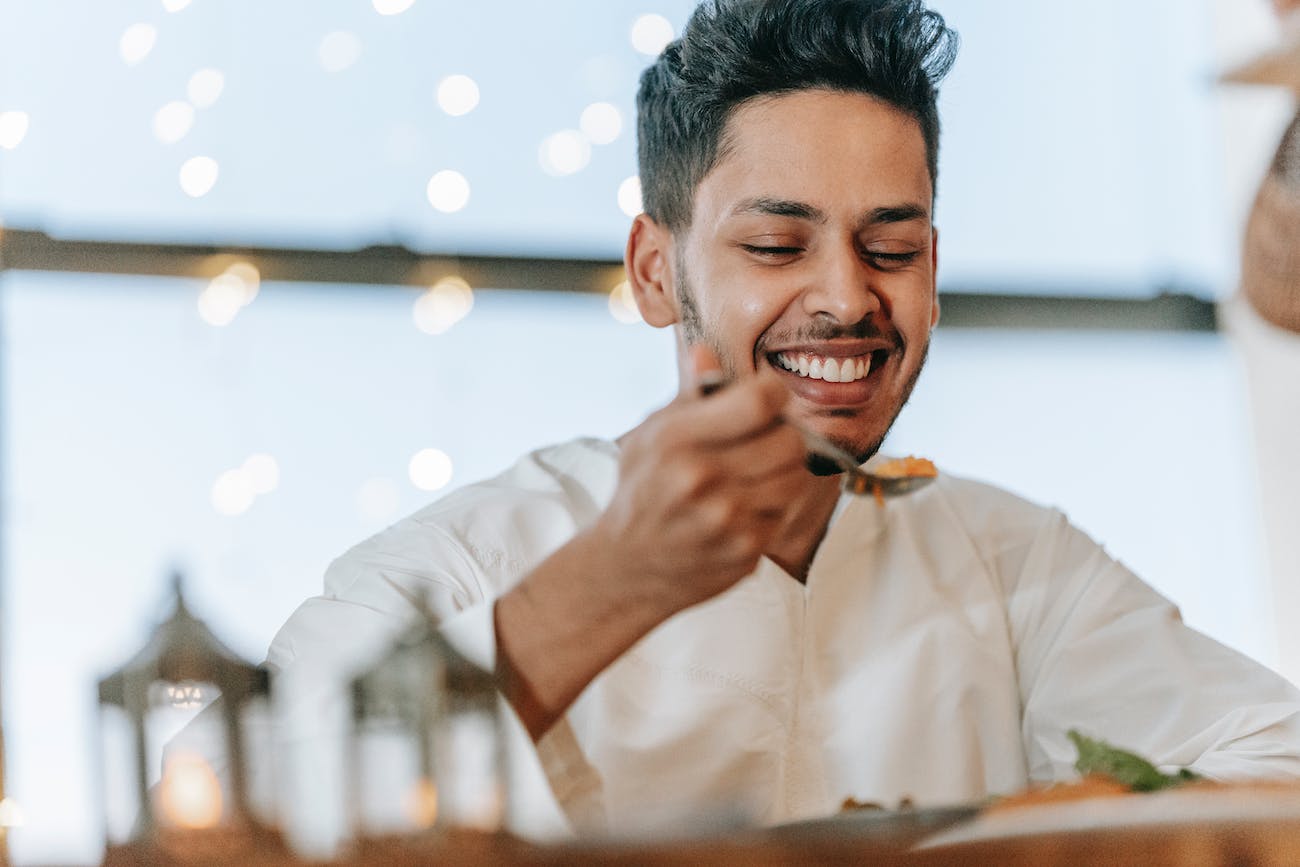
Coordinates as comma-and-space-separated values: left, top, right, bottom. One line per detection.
1068, 730, 1201, 792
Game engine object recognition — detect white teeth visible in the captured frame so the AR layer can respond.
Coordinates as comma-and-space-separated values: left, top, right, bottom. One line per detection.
774, 351, 874, 383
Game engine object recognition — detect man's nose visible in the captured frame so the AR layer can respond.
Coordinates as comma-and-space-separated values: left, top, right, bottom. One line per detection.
801, 243, 885, 324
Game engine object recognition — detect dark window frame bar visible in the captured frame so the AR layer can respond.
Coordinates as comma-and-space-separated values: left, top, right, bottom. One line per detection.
0, 227, 1218, 331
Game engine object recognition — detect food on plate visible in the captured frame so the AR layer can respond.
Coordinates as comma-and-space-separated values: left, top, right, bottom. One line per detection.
1069, 730, 1201, 792
986, 730, 1203, 814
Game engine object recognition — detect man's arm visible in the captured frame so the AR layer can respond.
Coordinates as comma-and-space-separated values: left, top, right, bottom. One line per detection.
495, 348, 809, 740
1007, 512, 1300, 782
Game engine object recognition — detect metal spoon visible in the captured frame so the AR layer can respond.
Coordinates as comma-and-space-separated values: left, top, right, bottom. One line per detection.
699, 373, 935, 500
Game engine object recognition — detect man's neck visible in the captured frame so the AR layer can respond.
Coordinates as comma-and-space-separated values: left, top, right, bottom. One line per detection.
763, 473, 843, 584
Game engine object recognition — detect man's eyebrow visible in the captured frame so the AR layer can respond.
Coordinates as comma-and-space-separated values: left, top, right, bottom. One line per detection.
864, 203, 930, 225
728, 198, 931, 227
729, 197, 827, 222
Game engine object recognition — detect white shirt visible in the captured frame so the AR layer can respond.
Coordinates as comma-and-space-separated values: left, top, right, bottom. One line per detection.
266, 437, 1300, 844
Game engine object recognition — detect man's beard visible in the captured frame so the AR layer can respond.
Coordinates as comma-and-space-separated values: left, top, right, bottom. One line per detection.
675, 255, 930, 472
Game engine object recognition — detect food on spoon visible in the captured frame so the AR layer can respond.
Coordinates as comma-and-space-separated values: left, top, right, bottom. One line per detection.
872, 456, 938, 479
867, 456, 937, 504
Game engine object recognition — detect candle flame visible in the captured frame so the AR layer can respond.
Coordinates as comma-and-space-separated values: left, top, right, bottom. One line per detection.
158, 753, 223, 829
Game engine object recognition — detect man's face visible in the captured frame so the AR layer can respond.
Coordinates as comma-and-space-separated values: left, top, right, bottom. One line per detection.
670, 88, 939, 461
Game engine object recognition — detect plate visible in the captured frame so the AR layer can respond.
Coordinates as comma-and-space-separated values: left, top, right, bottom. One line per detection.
769, 802, 983, 849
919, 786, 1300, 849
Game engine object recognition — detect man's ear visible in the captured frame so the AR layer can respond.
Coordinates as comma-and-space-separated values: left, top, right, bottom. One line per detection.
624, 213, 679, 328
929, 226, 941, 329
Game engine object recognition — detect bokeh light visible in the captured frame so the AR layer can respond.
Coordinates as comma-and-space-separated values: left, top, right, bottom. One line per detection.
223, 261, 261, 304
119, 23, 158, 66
630, 13, 674, 56
196, 263, 259, 326
187, 68, 225, 108
179, 156, 219, 197
162, 0, 192, 11
318, 31, 361, 72
373, 0, 415, 15
436, 74, 480, 117
413, 276, 475, 334
617, 175, 643, 217
408, 448, 454, 492
426, 170, 471, 213
608, 280, 642, 324
196, 278, 243, 326
538, 130, 591, 177
580, 102, 622, 145
243, 453, 280, 495
211, 468, 256, 516
153, 101, 195, 144
0, 797, 26, 828
0, 111, 30, 150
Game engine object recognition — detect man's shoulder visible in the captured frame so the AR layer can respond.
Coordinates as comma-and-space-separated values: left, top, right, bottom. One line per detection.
889, 461, 1073, 577
325, 437, 620, 595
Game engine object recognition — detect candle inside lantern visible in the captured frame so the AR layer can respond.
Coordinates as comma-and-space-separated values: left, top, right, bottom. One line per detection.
157, 752, 223, 829
404, 777, 439, 829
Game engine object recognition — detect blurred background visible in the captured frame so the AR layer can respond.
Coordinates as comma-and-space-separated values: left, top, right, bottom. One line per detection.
0, 0, 1297, 863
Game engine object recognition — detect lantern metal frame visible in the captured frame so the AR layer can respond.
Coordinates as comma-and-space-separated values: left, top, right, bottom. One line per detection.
96, 574, 275, 849
348, 597, 506, 844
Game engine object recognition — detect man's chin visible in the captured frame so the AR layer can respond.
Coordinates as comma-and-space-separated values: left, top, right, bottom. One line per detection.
803, 436, 884, 476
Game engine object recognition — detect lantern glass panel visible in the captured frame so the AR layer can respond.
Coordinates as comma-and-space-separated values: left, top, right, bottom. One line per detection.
354, 716, 433, 836
99, 704, 140, 846
433, 693, 505, 831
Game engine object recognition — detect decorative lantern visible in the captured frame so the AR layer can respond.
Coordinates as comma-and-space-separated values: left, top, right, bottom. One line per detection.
97, 574, 280, 863
348, 596, 508, 848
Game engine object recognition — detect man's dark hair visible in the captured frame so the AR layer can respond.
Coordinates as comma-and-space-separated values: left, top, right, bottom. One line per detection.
636, 0, 959, 231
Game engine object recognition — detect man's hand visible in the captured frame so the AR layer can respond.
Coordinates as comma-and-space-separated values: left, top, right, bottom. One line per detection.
495, 345, 809, 739
592, 345, 809, 612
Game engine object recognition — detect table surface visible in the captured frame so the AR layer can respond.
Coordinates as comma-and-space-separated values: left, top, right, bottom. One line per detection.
90, 815, 1300, 867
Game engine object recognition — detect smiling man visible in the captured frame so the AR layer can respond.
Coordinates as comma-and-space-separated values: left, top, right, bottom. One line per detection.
266, 0, 1300, 837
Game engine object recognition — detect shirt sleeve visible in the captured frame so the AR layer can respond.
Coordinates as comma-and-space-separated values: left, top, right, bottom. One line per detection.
1005, 510, 1300, 783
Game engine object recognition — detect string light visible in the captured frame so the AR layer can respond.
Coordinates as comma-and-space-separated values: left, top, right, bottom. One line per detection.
179, 156, 219, 197
580, 102, 622, 145
187, 68, 225, 108
617, 176, 643, 217
538, 130, 591, 177
153, 101, 195, 144
318, 31, 361, 72
436, 75, 480, 117
119, 23, 158, 66
608, 280, 642, 324
630, 13, 674, 56
413, 276, 474, 334
0, 111, 29, 150
409, 449, 454, 492
426, 170, 470, 213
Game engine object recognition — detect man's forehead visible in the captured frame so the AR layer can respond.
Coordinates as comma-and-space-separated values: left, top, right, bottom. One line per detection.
694, 89, 934, 224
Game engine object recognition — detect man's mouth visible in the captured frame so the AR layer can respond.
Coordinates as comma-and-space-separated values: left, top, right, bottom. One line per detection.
770, 349, 888, 383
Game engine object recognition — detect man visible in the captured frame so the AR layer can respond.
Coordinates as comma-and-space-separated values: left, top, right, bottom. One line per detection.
270, 0, 1300, 837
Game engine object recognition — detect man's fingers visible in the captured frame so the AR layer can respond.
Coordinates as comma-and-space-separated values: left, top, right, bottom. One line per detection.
683, 343, 725, 397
